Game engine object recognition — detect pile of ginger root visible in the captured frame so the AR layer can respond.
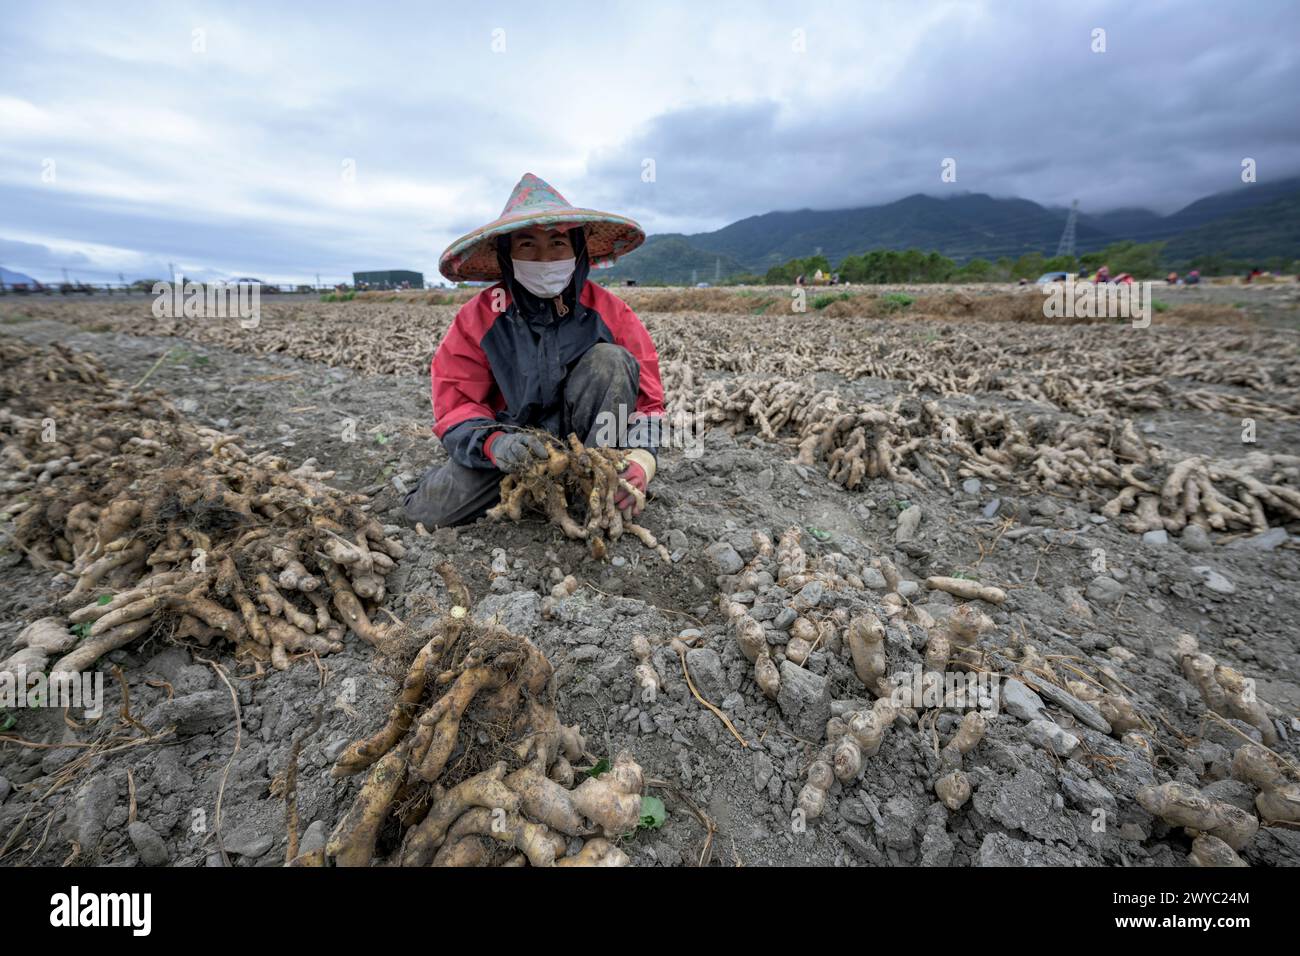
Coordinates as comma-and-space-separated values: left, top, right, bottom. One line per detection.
486, 430, 669, 562
661, 355, 1300, 540
0, 340, 401, 680
313, 563, 647, 867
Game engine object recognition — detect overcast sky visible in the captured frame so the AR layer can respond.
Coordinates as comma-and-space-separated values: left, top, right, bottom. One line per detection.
2, 0, 1297, 284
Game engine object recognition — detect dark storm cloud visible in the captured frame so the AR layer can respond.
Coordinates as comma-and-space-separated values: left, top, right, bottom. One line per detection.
1, 0, 1295, 281
584, 1, 1300, 230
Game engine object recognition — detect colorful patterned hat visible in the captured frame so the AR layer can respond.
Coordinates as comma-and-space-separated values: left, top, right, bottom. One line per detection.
439, 173, 645, 282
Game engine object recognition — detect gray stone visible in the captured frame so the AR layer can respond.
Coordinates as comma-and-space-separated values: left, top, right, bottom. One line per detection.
792, 580, 824, 610
1199, 779, 1257, 813
41, 728, 82, 774
1024, 718, 1080, 756
982, 498, 1002, 518
705, 542, 744, 575
1229, 527, 1288, 551
961, 478, 982, 495
861, 567, 888, 590
973, 768, 1076, 844
1204, 716, 1262, 749
144, 647, 193, 684
772, 608, 797, 630
894, 505, 923, 544
1059, 773, 1117, 815
151, 747, 193, 795
920, 825, 955, 866
685, 648, 727, 703
68, 775, 117, 852
127, 822, 169, 866
1191, 566, 1236, 595
299, 820, 328, 855
1021, 672, 1113, 734
838, 794, 875, 826
776, 661, 831, 739
0, 775, 10, 804
224, 826, 274, 859
323, 736, 351, 761
879, 795, 921, 849
1141, 529, 1169, 547
752, 752, 774, 792
998, 678, 1049, 723
473, 589, 542, 634
897, 579, 920, 598
173, 664, 214, 695
1180, 525, 1210, 552
144, 691, 232, 734
977, 831, 1077, 866
1085, 576, 1125, 607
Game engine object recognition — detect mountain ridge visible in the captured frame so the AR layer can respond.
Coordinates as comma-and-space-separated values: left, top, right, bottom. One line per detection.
601, 178, 1300, 283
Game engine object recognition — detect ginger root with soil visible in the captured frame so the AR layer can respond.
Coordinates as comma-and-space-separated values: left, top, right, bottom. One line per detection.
0, 341, 401, 680
486, 431, 669, 562
319, 565, 646, 867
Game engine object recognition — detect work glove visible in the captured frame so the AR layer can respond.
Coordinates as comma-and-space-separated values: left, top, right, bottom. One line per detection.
614, 450, 656, 516
485, 431, 550, 473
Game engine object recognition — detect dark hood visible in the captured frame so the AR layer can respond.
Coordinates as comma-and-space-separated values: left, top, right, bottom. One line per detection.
494, 227, 591, 325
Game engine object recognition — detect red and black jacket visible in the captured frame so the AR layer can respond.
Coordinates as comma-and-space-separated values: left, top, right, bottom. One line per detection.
430, 278, 665, 470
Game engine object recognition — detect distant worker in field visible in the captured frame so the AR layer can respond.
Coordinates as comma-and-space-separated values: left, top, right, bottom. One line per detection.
403, 173, 664, 529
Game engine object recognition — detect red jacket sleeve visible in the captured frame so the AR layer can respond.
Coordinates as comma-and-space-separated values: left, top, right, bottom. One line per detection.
431, 294, 499, 439
595, 290, 665, 418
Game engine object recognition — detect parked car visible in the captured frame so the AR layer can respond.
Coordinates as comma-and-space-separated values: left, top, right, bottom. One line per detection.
1035, 271, 1071, 284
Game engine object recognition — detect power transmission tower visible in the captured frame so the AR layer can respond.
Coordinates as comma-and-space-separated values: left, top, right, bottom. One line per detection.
1056, 200, 1078, 258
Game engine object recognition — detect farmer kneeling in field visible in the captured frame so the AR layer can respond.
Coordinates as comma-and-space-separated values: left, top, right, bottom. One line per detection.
404, 173, 664, 528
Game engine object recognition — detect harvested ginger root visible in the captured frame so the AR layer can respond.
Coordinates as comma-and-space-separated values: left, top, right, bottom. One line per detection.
320, 566, 646, 868
487, 432, 668, 561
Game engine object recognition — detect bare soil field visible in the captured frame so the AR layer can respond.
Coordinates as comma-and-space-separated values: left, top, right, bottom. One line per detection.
0, 287, 1297, 868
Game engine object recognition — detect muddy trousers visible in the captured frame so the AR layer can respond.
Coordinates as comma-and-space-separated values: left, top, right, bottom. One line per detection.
403, 342, 640, 529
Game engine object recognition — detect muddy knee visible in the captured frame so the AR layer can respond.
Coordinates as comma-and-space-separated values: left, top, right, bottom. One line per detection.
570, 343, 637, 390
403, 462, 501, 528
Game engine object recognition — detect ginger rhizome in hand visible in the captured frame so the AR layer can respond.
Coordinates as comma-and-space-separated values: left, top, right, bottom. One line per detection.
487, 432, 668, 561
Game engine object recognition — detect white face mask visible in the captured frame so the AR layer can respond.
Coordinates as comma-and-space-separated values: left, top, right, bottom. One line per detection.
512, 256, 576, 298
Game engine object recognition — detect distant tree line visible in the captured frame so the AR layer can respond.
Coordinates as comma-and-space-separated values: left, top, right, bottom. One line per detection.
722, 242, 1299, 285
